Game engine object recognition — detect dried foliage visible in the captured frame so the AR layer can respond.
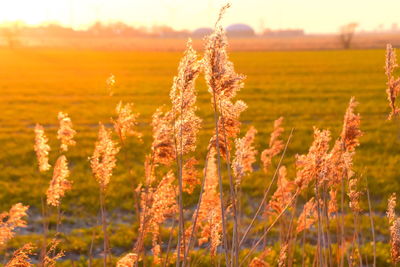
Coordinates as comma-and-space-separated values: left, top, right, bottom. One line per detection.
5, 243, 35, 267
196, 148, 222, 256
232, 126, 258, 185
204, 18, 247, 158
265, 166, 295, 215
278, 242, 288, 267
388, 193, 400, 263
90, 123, 120, 190
138, 171, 177, 264
261, 117, 284, 173
295, 128, 331, 190
249, 248, 271, 267
340, 97, 362, 152
151, 108, 175, 165
57, 111, 76, 152
44, 239, 64, 267
46, 155, 72, 207
34, 124, 51, 172
348, 177, 362, 213
170, 40, 202, 155
296, 197, 319, 233
116, 253, 138, 267
113, 102, 142, 143
328, 189, 338, 216
386, 44, 400, 119
0, 203, 29, 247
182, 157, 199, 194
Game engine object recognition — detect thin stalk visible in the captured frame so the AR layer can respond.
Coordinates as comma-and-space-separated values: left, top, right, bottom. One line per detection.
301, 191, 309, 267
285, 196, 299, 267
99, 189, 109, 267
40, 196, 48, 267
239, 190, 299, 267
354, 214, 363, 267
239, 129, 294, 247
315, 182, 324, 267
88, 223, 96, 267
176, 91, 186, 267
217, 103, 239, 267
340, 176, 345, 267
212, 90, 230, 266
130, 152, 159, 267
164, 217, 177, 267
322, 184, 333, 266
365, 177, 376, 267
301, 222, 307, 267
184, 150, 211, 261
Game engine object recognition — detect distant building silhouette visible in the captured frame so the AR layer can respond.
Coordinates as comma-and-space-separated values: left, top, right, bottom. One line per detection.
263, 29, 304, 37
226, 24, 255, 37
192, 27, 213, 38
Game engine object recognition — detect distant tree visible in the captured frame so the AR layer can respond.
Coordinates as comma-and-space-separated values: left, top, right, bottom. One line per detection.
2, 22, 22, 48
339, 23, 358, 49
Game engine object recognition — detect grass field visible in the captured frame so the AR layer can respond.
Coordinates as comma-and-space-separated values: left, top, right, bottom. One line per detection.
0, 47, 398, 263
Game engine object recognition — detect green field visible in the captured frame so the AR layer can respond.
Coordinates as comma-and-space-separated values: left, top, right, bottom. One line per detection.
0, 47, 397, 262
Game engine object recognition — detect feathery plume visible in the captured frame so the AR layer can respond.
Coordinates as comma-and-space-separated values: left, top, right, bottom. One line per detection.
265, 166, 295, 215
0, 203, 29, 247
261, 117, 284, 173
116, 253, 138, 267
328, 189, 338, 216
144, 154, 156, 185
390, 219, 400, 263
388, 193, 397, 225
232, 126, 258, 185
340, 97, 362, 152
296, 197, 318, 233
385, 44, 400, 119
196, 148, 222, 255
5, 243, 35, 267
137, 171, 177, 264
57, 112, 76, 152
151, 108, 175, 165
249, 248, 271, 267
106, 74, 115, 96
326, 97, 362, 186
215, 3, 231, 27
46, 155, 72, 207
278, 242, 288, 267
90, 123, 120, 190
148, 171, 177, 264
43, 239, 64, 267
295, 128, 331, 190
387, 193, 400, 263
170, 39, 202, 155
113, 102, 142, 143
182, 157, 199, 194
348, 177, 362, 213
34, 124, 51, 172
204, 19, 247, 157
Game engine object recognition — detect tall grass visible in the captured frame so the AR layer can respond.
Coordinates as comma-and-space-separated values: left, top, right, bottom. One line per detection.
1, 6, 400, 267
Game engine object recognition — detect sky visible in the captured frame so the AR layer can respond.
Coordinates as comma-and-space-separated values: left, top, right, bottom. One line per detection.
0, 0, 400, 34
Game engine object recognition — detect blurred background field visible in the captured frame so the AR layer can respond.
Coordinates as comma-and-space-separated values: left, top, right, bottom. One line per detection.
0, 45, 398, 258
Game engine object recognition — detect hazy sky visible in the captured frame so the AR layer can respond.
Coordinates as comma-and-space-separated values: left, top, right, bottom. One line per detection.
1, 0, 400, 33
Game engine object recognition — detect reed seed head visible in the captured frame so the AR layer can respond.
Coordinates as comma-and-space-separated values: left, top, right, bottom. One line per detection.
34, 124, 51, 172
